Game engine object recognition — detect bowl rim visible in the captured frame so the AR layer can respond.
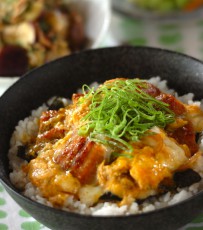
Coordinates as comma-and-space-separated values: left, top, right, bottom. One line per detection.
2, 177, 203, 220
87, 0, 111, 48
4, 45, 203, 82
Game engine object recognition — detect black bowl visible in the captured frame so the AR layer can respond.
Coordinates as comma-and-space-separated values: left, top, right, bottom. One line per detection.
1, 46, 203, 230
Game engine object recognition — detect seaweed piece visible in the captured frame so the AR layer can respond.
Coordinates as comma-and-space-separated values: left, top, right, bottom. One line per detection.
136, 170, 201, 205
137, 180, 176, 205
48, 97, 65, 110
196, 132, 200, 143
136, 195, 159, 205
173, 169, 201, 188
158, 177, 176, 194
17, 145, 37, 162
99, 192, 121, 202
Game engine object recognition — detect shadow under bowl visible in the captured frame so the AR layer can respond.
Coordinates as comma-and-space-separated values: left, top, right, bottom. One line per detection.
0, 46, 203, 230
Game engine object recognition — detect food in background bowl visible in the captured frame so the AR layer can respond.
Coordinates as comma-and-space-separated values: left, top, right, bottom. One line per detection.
113, 0, 203, 20
8, 76, 203, 215
0, 0, 87, 76
131, 0, 203, 13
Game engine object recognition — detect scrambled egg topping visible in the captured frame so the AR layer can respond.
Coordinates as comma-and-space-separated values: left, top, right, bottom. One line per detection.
22, 78, 203, 208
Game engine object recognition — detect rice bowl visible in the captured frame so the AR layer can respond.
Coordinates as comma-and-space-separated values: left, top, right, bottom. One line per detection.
1, 47, 203, 230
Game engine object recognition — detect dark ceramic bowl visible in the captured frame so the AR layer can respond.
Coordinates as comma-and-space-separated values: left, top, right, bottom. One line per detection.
1, 46, 203, 230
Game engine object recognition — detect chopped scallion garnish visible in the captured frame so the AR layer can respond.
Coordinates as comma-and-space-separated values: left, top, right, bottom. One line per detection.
78, 79, 175, 152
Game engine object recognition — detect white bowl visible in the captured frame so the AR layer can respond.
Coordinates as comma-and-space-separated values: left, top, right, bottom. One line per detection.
70, 0, 111, 48
0, 77, 19, 96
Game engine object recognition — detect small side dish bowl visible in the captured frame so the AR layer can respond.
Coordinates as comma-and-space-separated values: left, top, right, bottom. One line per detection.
1, 46, 203, 230
0, 0, 111, 76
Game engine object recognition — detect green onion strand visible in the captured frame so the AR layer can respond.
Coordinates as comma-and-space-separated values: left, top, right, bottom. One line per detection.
78, 79, 175, 152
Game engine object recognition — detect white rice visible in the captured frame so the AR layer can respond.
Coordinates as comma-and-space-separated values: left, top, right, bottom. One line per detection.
8, 77, 203, 216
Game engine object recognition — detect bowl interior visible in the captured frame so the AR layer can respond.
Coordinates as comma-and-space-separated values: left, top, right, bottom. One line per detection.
1, 46, 203, 230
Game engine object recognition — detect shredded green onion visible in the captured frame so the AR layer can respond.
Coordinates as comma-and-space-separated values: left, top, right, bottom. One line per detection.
78, 79, 175, 152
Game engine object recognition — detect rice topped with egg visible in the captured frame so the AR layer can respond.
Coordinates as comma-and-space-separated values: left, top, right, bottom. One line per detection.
8, 77, 203, 216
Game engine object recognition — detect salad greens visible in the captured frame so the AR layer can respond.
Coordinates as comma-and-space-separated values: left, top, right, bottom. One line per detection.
131, 0, 190, 12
